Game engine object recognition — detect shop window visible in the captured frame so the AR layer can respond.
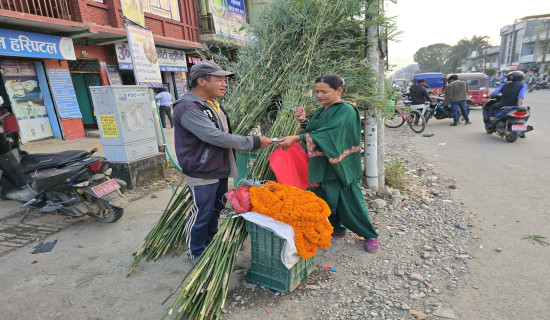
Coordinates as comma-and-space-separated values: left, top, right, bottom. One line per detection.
68, 60, 100, 73
144, 0, 181, 21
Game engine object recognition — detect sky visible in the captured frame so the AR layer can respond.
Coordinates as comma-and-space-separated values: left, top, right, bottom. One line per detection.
385, 0, 550, 71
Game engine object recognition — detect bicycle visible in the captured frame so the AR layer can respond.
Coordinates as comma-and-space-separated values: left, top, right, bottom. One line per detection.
384, 103, 426, 133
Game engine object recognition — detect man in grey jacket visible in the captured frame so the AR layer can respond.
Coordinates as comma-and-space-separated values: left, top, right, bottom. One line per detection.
172, 61, 272, 260
444, 74, 472, 126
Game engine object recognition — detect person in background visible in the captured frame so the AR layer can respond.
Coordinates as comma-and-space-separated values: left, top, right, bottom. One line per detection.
483, 71, 527, 136
172, 61, 273, 260
444, 74, 471, 126
408, 78, 433, 115
527, 73, 536, 92
277, 74, 380, 253
155, 87, 174, 128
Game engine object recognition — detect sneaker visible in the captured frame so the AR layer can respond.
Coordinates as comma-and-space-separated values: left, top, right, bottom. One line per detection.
519, 132, 526, 138
449, 123, 458, 126
364, 238, 379, 252
465, 121, 473, 125
331, 232, 347, 238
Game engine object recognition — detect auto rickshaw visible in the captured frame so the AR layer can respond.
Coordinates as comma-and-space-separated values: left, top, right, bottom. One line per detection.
456, 73, 489, 107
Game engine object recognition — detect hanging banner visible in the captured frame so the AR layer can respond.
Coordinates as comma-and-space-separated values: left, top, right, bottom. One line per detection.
121, 0, 145, 27
125, 24, 163, 87
0, 60, 53, 143
115, 42, 187, 72
46, 68, 82, 119
0, 28, 76, 60
208, 0, 256, 42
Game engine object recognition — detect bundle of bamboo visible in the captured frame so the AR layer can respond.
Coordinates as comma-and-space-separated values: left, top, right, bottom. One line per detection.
130, 0, 398, 318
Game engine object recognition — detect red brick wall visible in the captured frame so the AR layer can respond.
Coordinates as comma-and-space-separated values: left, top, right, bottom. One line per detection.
72, 0, 200, 43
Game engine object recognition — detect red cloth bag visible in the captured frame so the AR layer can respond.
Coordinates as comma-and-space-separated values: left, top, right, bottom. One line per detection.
268, 143, 309, 190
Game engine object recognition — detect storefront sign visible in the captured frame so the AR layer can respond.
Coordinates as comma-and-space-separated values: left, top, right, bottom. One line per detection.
208, 0, 256, 42
115, 42, 188, 72
0, 28, 75, 60
46, 68, 82, 119
98, 115, 119, 137
0, 60, 53, 143
509, 64, 519, 70
121, 0, 145, 27
125, 24, 163, 87
106, 65, 123, 85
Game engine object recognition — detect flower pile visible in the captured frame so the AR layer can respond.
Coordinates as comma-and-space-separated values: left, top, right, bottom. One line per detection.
249, 181, 333, 259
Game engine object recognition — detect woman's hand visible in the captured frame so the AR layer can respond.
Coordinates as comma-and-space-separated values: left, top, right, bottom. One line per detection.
277, 135, 301, 148
294, 107, 306, 122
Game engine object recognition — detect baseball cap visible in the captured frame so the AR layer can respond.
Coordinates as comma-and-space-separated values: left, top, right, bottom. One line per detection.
190, 61, 235, 81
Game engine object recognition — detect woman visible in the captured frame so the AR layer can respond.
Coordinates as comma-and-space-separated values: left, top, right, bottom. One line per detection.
278, 75, 380, 252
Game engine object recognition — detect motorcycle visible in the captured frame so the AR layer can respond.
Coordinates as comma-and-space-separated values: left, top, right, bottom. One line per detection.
482, 96, 533, 143
423, 96, 470, 124
534, 80, 549, 90
0, 112, 128, 222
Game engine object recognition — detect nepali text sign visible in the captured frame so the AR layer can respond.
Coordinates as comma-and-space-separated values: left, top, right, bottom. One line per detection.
115, 42, 188, 72
208, 0, 256, 42
46, 68, 82, 119
0, 28, 76, 60
125, 25, 163, 87
121, 0, 145, 27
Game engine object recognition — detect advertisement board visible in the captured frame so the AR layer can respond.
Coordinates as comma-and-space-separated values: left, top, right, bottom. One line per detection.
115, 42, 188, 72
0, 28, 75, 60
208, 0, 256, 42
121, 0, 145, 27
46, 68, 82, 119
125, 24, 163, 87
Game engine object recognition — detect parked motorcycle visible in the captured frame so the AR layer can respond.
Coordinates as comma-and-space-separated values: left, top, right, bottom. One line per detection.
423, 96, 470, 124
483, 96, 533, 143
0, 112, 128, 222
534, 80, 549, 90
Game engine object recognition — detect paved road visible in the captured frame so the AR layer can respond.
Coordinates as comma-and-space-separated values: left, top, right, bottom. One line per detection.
406, 90, 550, 319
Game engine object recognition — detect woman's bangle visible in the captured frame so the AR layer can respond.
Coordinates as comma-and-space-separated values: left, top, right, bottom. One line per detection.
299, 118, 309, 124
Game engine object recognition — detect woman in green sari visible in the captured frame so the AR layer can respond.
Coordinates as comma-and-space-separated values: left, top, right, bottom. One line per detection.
278, 75, 379, 252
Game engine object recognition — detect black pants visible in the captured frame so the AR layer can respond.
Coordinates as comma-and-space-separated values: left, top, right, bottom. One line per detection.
483, 101, 503, 125
159, 105, 173, 128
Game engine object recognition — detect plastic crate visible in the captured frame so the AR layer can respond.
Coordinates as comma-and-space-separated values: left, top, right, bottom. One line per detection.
245, 221, 316, 293
235, 150, 258, 187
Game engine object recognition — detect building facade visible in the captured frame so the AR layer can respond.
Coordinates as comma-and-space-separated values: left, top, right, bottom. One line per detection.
0, 0, 202, 143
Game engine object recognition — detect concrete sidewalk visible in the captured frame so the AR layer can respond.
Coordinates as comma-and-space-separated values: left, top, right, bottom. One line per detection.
0, 128, 177, 220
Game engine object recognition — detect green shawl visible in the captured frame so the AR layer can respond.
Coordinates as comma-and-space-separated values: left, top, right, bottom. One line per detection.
303, 102, 362, 186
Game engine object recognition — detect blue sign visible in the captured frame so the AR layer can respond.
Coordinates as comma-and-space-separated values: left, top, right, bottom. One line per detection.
0, 28, 76, 60
46, 68, 82, 119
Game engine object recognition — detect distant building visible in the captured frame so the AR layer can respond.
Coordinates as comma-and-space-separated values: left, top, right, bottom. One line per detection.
391, 64, 419, 83
499, 14, 550, 75
461, 46, 500, 73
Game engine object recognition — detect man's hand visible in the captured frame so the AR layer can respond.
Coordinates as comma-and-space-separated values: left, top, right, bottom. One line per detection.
294, 107, 306, 122
259, 136, 273, 149
277, 135, 301, 148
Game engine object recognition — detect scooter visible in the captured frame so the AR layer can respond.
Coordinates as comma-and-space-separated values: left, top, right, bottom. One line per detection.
534, 80, 549, 90
483, 96, 533, 143
423, 96, 470, 124
0, 112, 128, 222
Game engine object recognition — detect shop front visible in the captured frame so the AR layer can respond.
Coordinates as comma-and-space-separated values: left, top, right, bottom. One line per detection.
0, 28, 84, 143
114, 42, 189, 99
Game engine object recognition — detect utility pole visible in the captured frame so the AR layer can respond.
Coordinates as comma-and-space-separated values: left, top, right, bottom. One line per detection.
364, 0, 380, 189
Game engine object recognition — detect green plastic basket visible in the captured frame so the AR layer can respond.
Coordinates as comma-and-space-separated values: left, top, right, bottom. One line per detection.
235, 150, 258, 187
245, 221, 316, 293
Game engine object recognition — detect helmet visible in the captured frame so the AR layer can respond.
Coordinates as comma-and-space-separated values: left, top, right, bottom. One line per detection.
506, 71, 525, 82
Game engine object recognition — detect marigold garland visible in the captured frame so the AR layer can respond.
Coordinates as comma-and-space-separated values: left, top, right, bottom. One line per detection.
249, 181, 333, 259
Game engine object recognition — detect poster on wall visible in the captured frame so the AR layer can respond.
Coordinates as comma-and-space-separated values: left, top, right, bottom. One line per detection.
106, 65, 123, 85
115, 42, 188, 73
0, 60, 53, 143
173, 72, 185, 98
208, 0, 256, 42
125, 24, 163, 87
46, 68, 82, 119
120, 0, 145, 27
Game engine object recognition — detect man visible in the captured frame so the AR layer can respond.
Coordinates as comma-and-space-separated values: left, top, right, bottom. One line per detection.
527, 73, 536, 92
483, 71, 526, 129
155, 87, 174, 128
172, 61, 272, 260
443, 74, 471, 126
408, 79, 433, 115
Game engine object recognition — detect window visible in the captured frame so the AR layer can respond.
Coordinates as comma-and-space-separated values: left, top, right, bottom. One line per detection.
466, 80, 480, 86
143, 0, 180, 21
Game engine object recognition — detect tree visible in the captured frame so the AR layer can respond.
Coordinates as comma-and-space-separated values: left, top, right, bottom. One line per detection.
413, 43, 452, 73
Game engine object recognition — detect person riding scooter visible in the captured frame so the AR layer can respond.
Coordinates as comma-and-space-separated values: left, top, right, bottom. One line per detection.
483, 71, 527, 134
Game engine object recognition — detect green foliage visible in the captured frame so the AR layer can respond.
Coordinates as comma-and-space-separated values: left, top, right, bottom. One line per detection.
413, 43, 452, 73
384, 157, 406, 189
522, 234, 550, 246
